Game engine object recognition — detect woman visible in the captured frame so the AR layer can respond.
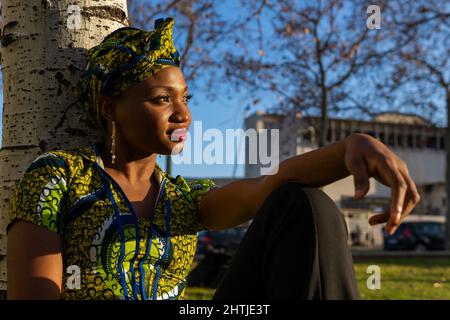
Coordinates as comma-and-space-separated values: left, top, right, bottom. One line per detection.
7, 17, 420, 300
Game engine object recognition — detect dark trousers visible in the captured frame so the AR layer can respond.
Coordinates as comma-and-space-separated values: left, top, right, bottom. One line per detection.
212, 182, 360, 300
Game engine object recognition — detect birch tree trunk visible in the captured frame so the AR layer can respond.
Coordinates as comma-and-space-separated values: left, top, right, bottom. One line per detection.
0, 0, 130, 293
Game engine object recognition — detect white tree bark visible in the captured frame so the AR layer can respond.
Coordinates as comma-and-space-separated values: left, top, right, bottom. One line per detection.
0, 0, 129, 292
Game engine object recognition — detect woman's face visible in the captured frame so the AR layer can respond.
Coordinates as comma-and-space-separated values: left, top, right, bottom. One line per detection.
104, 66, 192, 156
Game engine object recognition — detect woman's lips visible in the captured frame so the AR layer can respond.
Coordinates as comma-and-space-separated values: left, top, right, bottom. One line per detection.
169, 128, 188, 142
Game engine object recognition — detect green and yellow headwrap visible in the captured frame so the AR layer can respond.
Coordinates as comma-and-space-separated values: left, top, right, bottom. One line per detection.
74, 17, 180, 128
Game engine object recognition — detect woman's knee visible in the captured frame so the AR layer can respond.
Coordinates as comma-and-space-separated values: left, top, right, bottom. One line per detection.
262, 182, 347, 234
265, 182, 330, 211
262, 181, 310, 213
301, 187, 349, 239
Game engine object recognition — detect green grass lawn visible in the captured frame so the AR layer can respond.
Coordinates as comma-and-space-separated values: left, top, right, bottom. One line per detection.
354, 257, 450, 300
185, 257, 450, 300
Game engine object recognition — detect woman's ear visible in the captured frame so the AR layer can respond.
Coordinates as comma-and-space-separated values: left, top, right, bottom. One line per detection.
99, 95, 116, 122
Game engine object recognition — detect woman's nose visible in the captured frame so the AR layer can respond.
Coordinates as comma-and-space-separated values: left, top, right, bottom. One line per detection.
170, 101, 190, 123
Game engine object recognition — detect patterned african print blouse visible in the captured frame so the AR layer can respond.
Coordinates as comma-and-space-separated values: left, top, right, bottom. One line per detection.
7, 143, 218, 300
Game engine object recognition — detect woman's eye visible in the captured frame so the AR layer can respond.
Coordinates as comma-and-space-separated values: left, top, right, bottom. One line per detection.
149, 94, 193, 104
150, 96, 170, 103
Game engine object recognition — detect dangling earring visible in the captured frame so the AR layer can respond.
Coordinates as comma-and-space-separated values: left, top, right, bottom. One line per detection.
111, 120, 116, 164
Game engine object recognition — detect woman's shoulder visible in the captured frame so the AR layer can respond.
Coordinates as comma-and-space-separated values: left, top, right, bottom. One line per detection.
46, 144, 96, 160
26, 144, 97, 174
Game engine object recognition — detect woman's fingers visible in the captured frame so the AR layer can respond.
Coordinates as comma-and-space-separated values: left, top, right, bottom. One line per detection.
346, 157, 370, 199
367, 158, 406, 234
368, 160, 421, 234
346, 134, 422, 234
397, 165, 421, 221
383, 159, 408, 233
369, 190, 419, 230
369, 212, 389, 226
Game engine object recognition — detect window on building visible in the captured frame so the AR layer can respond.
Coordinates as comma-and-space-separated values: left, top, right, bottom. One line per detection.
388, 133, 396, 146
407, 134, 414, 148
397, 134, 404, 147
335, 128, 341, 141
416, 135, 424, 148
426, 136, 437, 149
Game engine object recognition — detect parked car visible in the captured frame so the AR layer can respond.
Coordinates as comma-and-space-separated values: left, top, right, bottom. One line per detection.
383, 221, 445, 251
188, 226, 248, 287
196, 227, 248, 256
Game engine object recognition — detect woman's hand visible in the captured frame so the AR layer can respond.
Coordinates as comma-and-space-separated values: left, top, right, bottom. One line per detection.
344, 133, 421, 235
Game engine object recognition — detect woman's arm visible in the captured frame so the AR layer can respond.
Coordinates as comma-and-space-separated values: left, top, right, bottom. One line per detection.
199, 136, 348, 230
199, 133, 420, 234
7, 220, 63, 300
